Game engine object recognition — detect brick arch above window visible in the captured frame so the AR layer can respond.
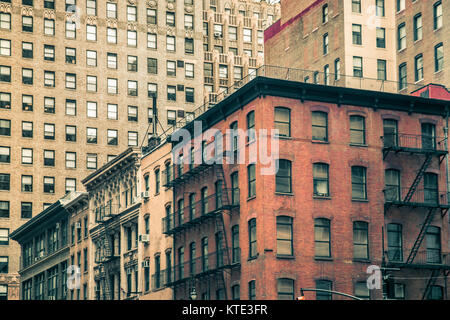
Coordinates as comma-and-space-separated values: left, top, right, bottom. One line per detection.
419, 118, 438, 125
348, 159, 369, 168
274, 209, 296, 218
310, 105, 330, 113
310, 158, 330, 164
347, 109, 367, 117
312, 214, 334, 221
381, 114, 401, 121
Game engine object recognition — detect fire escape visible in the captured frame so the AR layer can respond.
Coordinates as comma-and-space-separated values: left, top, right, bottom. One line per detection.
93, 202, 120, 300
382, 132, 450, 299
161, 142, 240, 300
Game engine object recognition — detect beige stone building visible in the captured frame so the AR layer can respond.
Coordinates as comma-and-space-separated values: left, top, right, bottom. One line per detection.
139, 140, 173, 299
264, 0, 449, 93
202, 0, 280, 99
10, 191, 88, 300
0, 0, 204, 300
82, 147, 141, 300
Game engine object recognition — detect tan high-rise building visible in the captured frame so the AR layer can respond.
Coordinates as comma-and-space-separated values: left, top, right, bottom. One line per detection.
265, 0, 449, 93
0, 0, 204, 300
201, 0, 280, 99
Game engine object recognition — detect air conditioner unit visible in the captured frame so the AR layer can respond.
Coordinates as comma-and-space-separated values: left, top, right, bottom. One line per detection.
214, 32, 222, 38
141, 191, 149, 200
139, 234, 150, 243
142, 260, 150, 268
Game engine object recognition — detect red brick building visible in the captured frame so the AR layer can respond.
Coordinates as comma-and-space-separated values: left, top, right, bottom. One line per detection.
161, 75, 450, 300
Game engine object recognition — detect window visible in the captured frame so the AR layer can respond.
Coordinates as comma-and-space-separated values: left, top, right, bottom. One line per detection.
385, 169, 400, 202
65, 73, 76, 89
22, 68, 32, 85
107, 28, 117, 44
65, 125, 76, 142
353, 56, 363, 78
247, 164, 256, 198
376, 0, 385, 17
147, 9, 156, 24
428, 285, 443, 300
323, 33, 328, 55
0, 174, 9, 191
22, 148, 33, 164
273, 107, 291, 137
22, 121, 33, 138
185, 38, 194, 54
277, 278, 294, 300
248, 218, 257, 258
397, 0, 405, 12
167, 86, 176, 101
86, 0, 96, 16
383, 119, 398, 148
128, 106, 138, 122
322, 4, 328, 23
185, 88, 194, 103
352, 24, 362, 45
433, 1, 442, 30
234, 66, 243, 81
22, 16, 33, 32
106, 2, 117, 19
276, 160, 292, 194
22, 42, 33, 58
166, 36, 175, 52
0, 39, 10, 56
243, 28, 252, 43
350, 115, 365, 145
0, 147, 9, 166
413, 14, 422, 41
277, 216, 293, 256
314, 218, 331, 257
87, 101, 97, 118
44, 70, 55, 87
128, 131, 138, 147
107, 104, 118, 120
352, 0, 361, 13
247, 111, 255, 143
185, 63, 194, 78
43, 176, 55, 193
147, 33, 157, 49
127, 6, 137, 22
86, 154, 97, 170
377, 59, 387, 81
65, 47, 76, 64
231, 225, 240, 263
248, 280, 256, 300
435, 43, 444, 72
398, 63, 407, 90
352, 166, 367, 200
166, 12, 175, 26
398, 23, 406, 50
107, 78, 118, 94
65, 21, 76, 38
219, 65, 228, 78
148, 83, 157, 98
44, 18, 55, 36
184, 14, 193, 29
334, 58, 341, 81
0, 229, 8, 245
128, 56, 138, 72
0, 257, 8, 273
22, 95, 33, 111
128, 81, 138, 96
387, 223, 402, 261
107, 129, 118, 145
353, 221, 369, 259
229, 26, 237, 40
65, 152, 76, 168
65, 178, 76, 193
0, 13, 11, 30
312, 111, 328, 141
0, 119, 10, 136
355, 282, 370, 299
44, 150, 55, 166
324, 65, 330, 85
313, 163, 329, 197
148, 58, 158, 74
415, 54, 423, 82
204, 63, 213, 77
316, 280, 332, 300
376, 27, 385, 48
107, 53, 117, 69
86, 25, 97, 41
167, 60, 176, 76
127, 31, 137, 47
0, 66, 10, 83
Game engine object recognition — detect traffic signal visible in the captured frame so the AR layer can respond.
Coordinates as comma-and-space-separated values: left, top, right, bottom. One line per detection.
296, 296, 306, 300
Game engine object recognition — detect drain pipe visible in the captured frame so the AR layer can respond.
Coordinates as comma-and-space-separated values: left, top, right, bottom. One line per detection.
446, 108, 450, 205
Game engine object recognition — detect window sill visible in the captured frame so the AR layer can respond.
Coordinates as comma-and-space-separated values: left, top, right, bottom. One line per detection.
314, 257, 333, 262
276, 135, 292, 140
276, 255, 295, 260
351, 199, 369, 203
313, 195, 331, 200
349, 143, 367, 148
353, 259, 371, 263
311, 140, 329, 144
248, 255, 258, 262
275, 192, 294, 196
247, 196, 256, 202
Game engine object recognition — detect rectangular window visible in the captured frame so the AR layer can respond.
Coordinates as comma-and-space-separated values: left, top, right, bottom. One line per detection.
0, 229, 8, 245
65, 73, 76, 89
387, 223, 402, 262
127, 56, 138, 72
353, 221, 369, 259
147, 58, 157, 74
0, 173, 9, 191
107, 78, 118, 94
166, 12, 175, 27
184, 14, 193, 29
86, 0, 96, 16
167, 86, 176, 101
86, 25, 97, 41
22, 16, 33, 32
413, 14, 422, 41
44, 18, 55, 36
107, 28, 117, 44
167, 110, 176, 126
22, 94, 33, 111
86, 127, 97, 144
166, 36, 175, 52
128, 106, 138, 122
0, 146, 10, 163
0, 257, 8, 274
22, 42, 33, 58
376, 0, 385, 17
185, 87, 194, 103
352, 0, 361, 13
229, 26, 237, 40
127, 6, 137, 22
351, 166, 367, 200
376, 27, 385, 48
66, 99, 76, 116
44, 150, 55, 166
86, 75, 97, 92
314, 218, 330, 257
277, 278, 294, 300
248, 219, 257, 258
0, 13, 11, 30
65, 152, 76, 168
128, 131, 138, 147
86, 154, 97, 170
316, 280, 332, 300
65, 21, 76, 38
399, 63, 407, 90
106, 3, 117, 19
128, 80, 138, 96
243, 28, 252, 43
415, 54, 423, 82
44, 176, 55, 193
65, 178, 76, 193
21, 202, 32, 219
323, 33, 329, 55
147, 9, 156, 24
65, 47, 76, 64
0, 66, 11, 83
377, 59, 387, 81
127, 30, 137, 47
167, 60, 176, 76
65, 125, 76, 142
350, 115, 366, 145
313, 163, 329, 197
0, 119, 10, 136
277, 216, 293, 256
87, 101, 97, 118
312, 111, 328, 141
22, 121, 33, 138
0, 201, 9, 218
185, 63, 194, 78
434, 1, 442, 30
22, 148, 33, 164
352, 24, 362, 45
0, 39, 10, 56
22, 68, 32, 85
107, 129, 118, 145
435, 43, 444, 72
107, 53, 117, 69
147, 33, 157, 49
276, 160, 292, 193
397, 0, 405, 12
21, 175, 32, 192
107, 104, 118, 120
185, 38, 194, 54
353, 56, 363, 78
398, 23, 406, 50
44, 70, 55, 87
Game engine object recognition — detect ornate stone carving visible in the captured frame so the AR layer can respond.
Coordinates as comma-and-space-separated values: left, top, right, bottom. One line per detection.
21, 6, 33, 16
0, 2, 12, 13
147, 0, 157, 9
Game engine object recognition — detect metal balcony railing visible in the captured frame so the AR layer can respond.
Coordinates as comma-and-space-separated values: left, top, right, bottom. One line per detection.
162, 189, 239, 234
164, 249, 240, 286
384, 187, 450, 208
94, 203, 118, 223
382, 134, 447, 153
386, 248, 450, 268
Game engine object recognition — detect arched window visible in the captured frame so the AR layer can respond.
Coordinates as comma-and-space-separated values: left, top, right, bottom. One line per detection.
248, 218, 257, 258
312, 111, 328, 141
350, 115, 365, 145
277, 278, 294, 300
313, 163, 329, 197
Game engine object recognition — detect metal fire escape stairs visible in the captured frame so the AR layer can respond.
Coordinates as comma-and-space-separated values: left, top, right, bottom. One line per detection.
422, 269, 441, 300
97, 208, 112, 300
402, 153, 433, 203
405, 207, 437, 265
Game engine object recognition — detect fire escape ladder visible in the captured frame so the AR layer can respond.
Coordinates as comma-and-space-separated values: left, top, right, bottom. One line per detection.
422, 269, 441, 300
405, 208, 436, 264
403, 153, 433, 203
101, 226, 112, 300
